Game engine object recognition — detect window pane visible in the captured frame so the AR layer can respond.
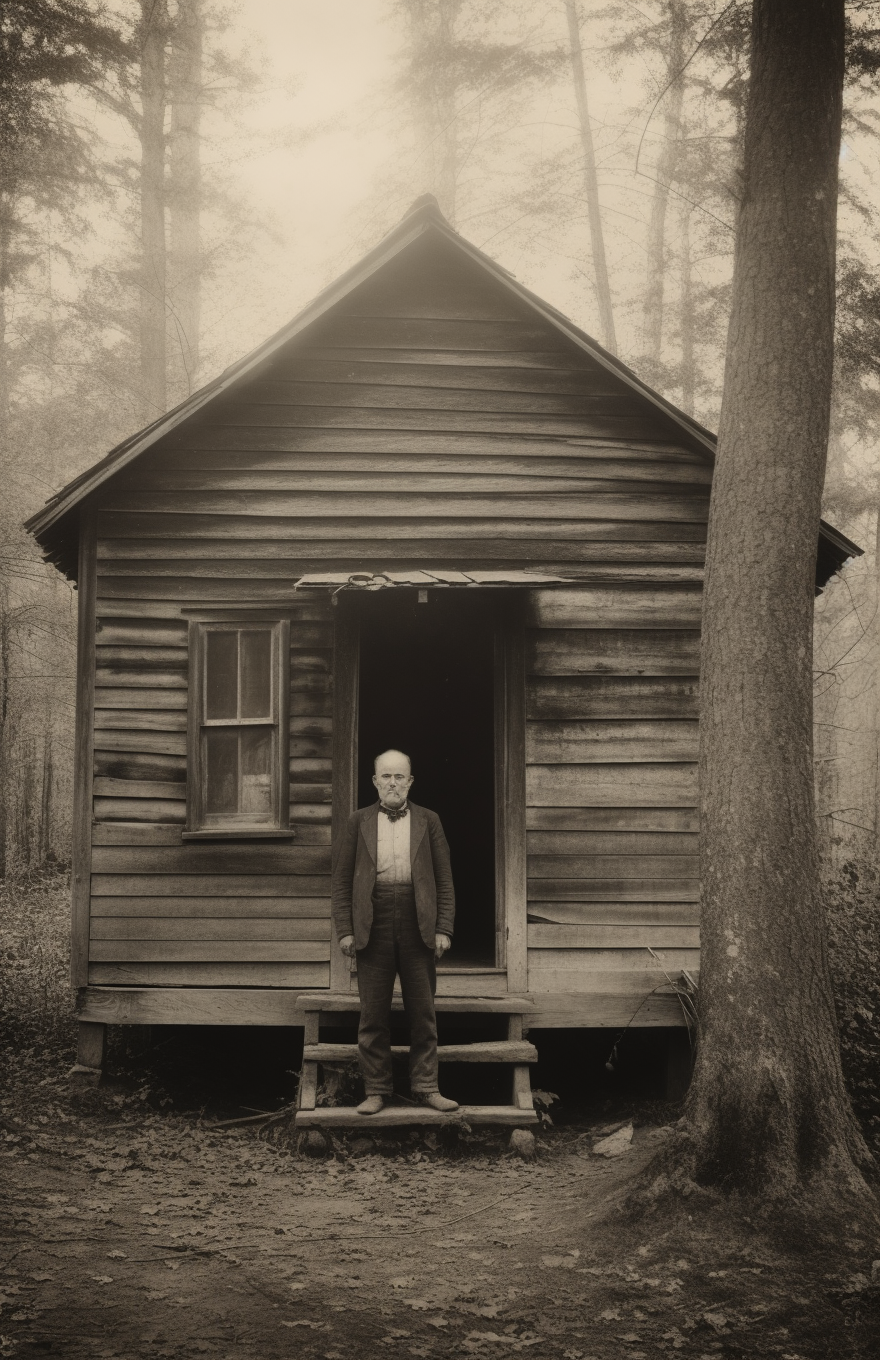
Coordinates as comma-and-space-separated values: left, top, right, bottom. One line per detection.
205, 632, 238, 720
205, 728, 239, 814
240, 727, 273, 818
240, 630, 272, 719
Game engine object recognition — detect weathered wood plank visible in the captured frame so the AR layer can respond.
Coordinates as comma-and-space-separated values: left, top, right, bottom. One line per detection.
260, 358, 624, 394
97, 511, 708, 542
121, 471, 709, 501
95, 596, 331, 622
525, 964, 696, 991
160, 424, 703, 461
529, 854, 699, 879
301, 1040, 538, 1063
95, 710, 189, 732
96, 645, 188, 665
295, 1105, 538, 1129
76, 985, 316, 1025
525, 806, 700, 832
526, 829, 698, 855
209, 380, 647, 416
290, 802, 333, 822
95, 619, 187, 646
90, 873, 330, 896
527, 630, 701, 676
143, 447, 711, 484
90, 845, 329, 875
87, 962, 330, 987
88, 939, 330, 962
525, 720, 698, 764
94, 752, 186, 783
94, 730, 188, 756
99, 489, 710, 522
526, 763, 698, 807
527, 879, 698, 902
525, 587, 702, 630
90, 895, 331, 917
526, 676, 699, 720
266, 316, 581, 350
289, 782, 332, 803
525, 988, 686, 1028
527, 900, 700, 925
93, 778, 187, 800
95, 668, 187, 689
93, 686, 187, 709
93, 824, 184, 845
91, 918, 332, 941
527, 924, 700, 948
96, 556, 704, 584
93, 797, 186, 822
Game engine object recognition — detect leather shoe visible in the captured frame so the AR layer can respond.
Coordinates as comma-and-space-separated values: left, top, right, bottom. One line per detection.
420, 1092, 459, 1112
357, 1095, 386, 1115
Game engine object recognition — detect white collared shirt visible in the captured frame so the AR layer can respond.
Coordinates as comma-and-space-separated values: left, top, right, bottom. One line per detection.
376, 803, 412, 884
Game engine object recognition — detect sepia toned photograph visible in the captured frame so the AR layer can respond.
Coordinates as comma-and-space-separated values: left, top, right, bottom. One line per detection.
1, 2, 879, 1357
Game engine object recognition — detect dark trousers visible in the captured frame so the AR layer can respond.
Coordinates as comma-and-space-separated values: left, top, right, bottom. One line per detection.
355, 883, 438, 1096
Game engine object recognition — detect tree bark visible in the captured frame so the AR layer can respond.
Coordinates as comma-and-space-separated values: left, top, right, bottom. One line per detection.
139, 0, 168, 418
642, 0, 687, 372
563, 0, 616, 354
168, 0, 203, 400
689, 0, 873, 1203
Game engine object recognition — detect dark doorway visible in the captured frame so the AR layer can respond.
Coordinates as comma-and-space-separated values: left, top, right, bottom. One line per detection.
357, 589, 497, 967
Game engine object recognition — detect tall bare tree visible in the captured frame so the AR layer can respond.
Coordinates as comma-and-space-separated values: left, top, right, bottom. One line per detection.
563, 0, 616, 353
641, 0, 688, 369
688, 0, 874, 1205
138, 0, 168, 418
168, 0, 203, 397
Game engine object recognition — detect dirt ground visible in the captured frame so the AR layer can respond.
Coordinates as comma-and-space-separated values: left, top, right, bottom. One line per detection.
2, 1045, 879, 1360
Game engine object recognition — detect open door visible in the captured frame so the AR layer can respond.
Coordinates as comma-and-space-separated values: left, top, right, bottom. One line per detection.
330, 586, 526, 994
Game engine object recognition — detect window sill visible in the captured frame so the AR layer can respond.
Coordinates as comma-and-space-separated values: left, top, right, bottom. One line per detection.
181, 829, 297, 842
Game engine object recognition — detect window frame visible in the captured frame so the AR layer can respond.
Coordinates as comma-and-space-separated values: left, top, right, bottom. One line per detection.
184, 616, 292, 841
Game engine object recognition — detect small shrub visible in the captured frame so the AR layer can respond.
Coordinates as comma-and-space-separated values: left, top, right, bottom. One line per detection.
824, 859, 880, 1154
0, 870, 74, 1075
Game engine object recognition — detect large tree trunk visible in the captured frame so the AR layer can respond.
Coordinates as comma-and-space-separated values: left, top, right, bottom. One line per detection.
139, 0, 168, 418
642, 0, 687, 372
564, 0, 616, 354
168, 0, 203, 400
688, 0, 873, 1204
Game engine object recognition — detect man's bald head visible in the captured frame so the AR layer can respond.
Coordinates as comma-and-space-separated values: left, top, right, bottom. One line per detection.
374, 749, 411, 776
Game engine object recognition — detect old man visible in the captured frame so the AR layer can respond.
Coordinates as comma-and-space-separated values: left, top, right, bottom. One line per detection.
331, 749, 459, 1115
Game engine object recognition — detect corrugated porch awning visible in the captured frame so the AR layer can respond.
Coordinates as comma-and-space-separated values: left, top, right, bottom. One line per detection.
292, 569, 572, 592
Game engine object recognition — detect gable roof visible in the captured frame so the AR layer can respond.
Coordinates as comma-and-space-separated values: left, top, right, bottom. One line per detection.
25, 194, 860, 586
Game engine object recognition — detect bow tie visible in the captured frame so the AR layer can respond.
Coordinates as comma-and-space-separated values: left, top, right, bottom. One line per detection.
379, 804, 408, 822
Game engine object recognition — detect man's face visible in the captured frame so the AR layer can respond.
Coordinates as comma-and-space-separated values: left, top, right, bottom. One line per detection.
373, 757, 413, 808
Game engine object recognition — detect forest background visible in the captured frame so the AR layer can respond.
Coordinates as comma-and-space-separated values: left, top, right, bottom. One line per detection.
2, 0, 880, 887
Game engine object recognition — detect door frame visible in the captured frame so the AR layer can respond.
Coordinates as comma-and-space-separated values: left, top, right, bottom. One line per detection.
330, 589, 527, 994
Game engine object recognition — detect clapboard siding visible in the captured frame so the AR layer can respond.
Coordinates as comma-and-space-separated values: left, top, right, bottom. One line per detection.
83, 240, 707, 999
524, 578, 700, 989
88, 589, 335, 979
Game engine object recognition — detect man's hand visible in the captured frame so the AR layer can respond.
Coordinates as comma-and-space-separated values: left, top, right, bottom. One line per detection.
339, 935, 357, 958
434, 933, 451, 960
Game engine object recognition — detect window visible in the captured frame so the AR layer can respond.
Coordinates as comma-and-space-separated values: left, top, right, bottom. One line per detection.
185, 619, 290, 837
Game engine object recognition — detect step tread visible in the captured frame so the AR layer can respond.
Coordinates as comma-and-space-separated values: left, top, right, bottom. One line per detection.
296, 994, 534, 1014
303, 1040, 538, 1064
295, 1104, 539, 1130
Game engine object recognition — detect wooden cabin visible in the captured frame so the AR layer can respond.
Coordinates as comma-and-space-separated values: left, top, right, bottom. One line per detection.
26, 195, 859, 1124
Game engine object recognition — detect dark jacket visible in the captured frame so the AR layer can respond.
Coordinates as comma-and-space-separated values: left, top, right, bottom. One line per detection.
331, 801, 455, 951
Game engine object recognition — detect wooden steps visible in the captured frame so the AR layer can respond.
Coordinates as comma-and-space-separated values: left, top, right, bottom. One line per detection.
294, 993, 539, 1130
296, 1104, 537, 1130
303, 1040, 537, 1064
